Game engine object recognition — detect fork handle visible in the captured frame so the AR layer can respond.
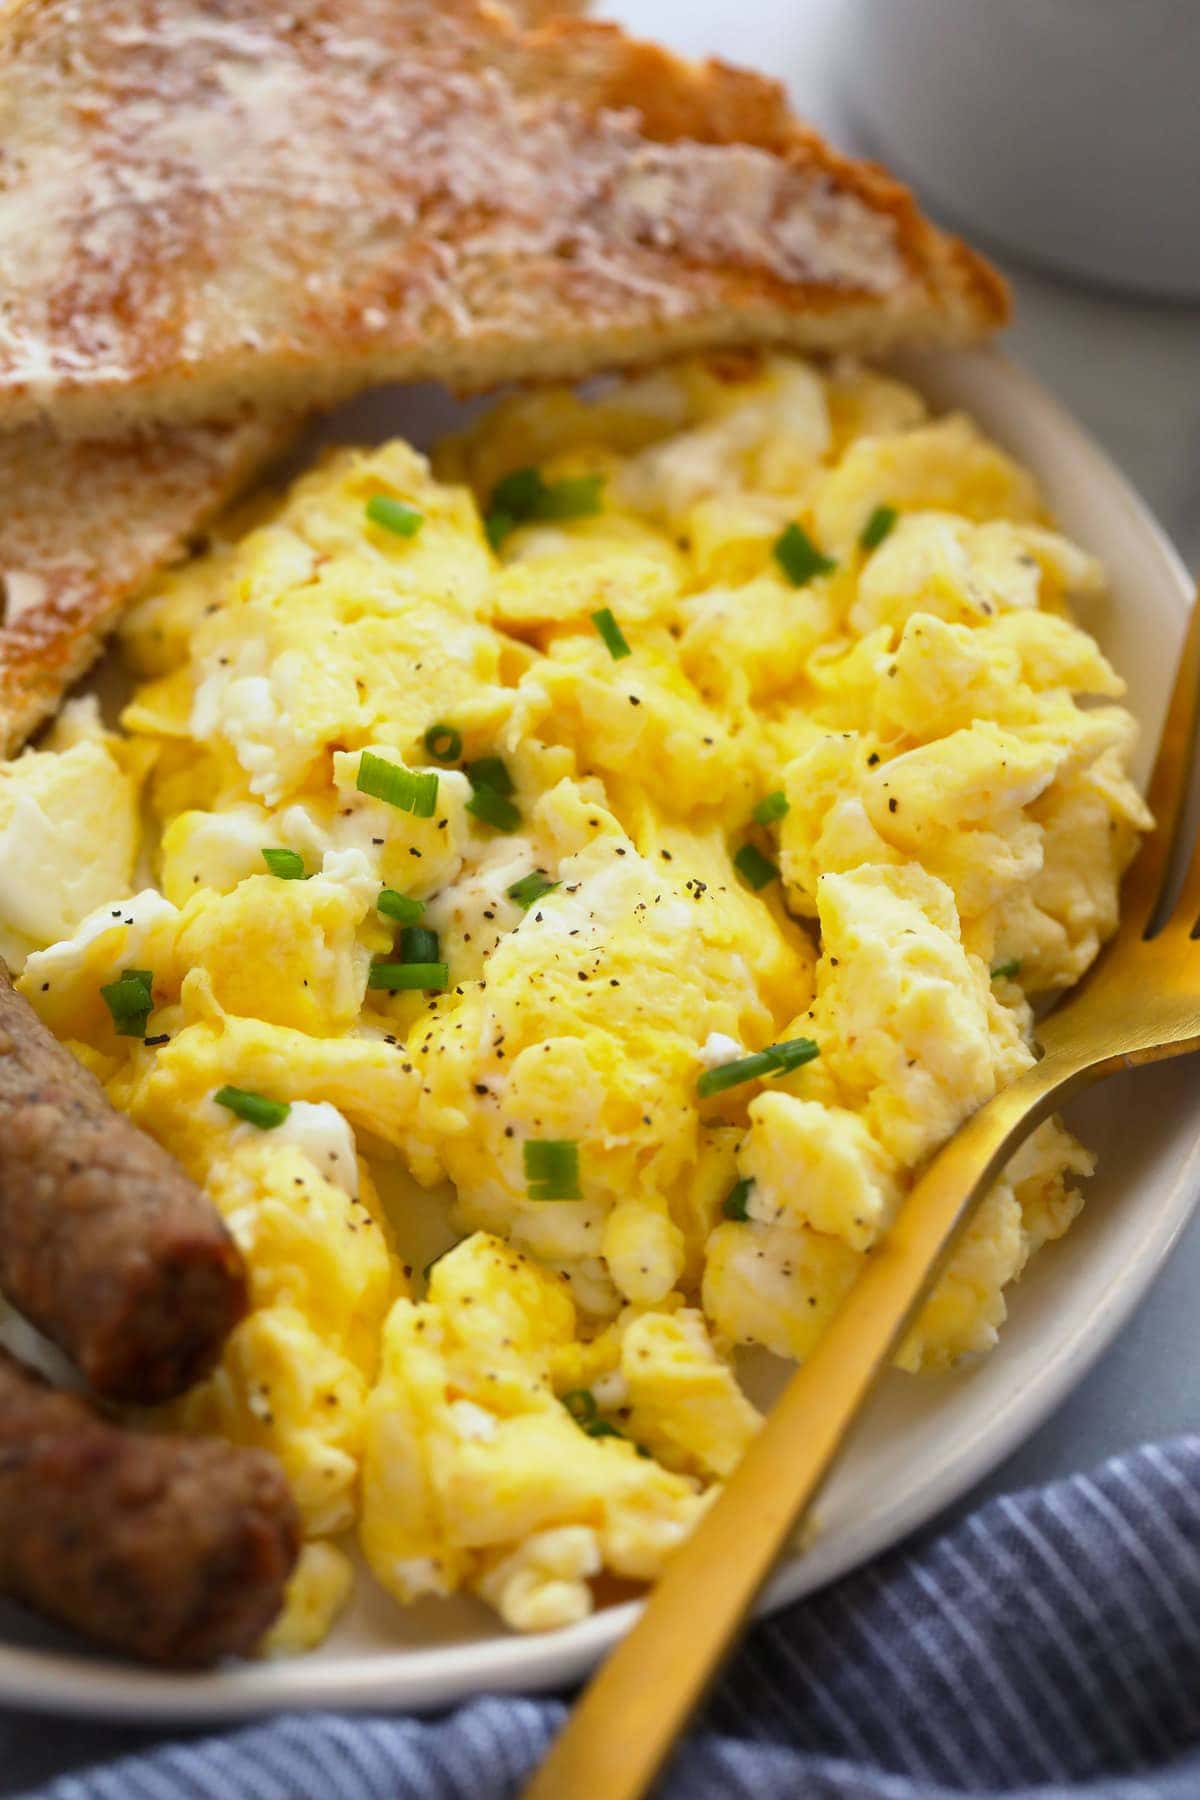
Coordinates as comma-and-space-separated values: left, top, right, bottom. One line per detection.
523, 1045, 1094, 1800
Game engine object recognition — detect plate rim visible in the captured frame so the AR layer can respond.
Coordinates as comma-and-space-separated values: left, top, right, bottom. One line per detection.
1, 343, 1195, 1722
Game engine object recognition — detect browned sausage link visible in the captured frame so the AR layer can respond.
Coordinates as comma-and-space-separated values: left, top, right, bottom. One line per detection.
0, 1347, 299, 1665
0, 962, 246, 1403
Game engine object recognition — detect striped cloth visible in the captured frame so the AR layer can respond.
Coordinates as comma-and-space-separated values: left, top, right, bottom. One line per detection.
11, 1436, 1200, 1799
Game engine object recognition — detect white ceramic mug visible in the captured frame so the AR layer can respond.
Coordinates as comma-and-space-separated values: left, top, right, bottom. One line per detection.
842, 0, 1200, 299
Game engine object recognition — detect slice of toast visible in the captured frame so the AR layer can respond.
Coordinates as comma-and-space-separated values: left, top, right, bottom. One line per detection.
503, 1, 591, 17
0, 417, 293, 756
0, 0, 308, 754
0, 0, 1007, 438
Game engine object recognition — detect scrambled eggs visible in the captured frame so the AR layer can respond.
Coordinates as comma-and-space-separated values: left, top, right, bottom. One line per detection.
0, 354, 1149, 1646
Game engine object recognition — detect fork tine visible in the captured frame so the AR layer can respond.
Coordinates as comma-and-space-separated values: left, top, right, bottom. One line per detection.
1120, 582, 1200, 936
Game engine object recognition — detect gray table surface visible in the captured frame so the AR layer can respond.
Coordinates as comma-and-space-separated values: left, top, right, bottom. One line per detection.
4, 2, 1200, 1792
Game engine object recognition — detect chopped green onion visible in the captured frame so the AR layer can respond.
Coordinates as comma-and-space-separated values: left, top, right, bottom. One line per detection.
356, 751, 438, 818
697, 1036, 820, 1100
365, 494, 424, 537
467, 784, 521, 833
723, 1178, 753, 1221
507, 871, 558, 910
773, 522, 836, 588
465, 756, 514, 797
368, 960, 449, 992
591, 607, 632, 661
490, 466, 545, 518
524, 1138, 582, 1201
770, 1038, 822, 1073
485, 509, 516, 551
733, 843, 779, 891
860, 504, 898, 551
562, 1389, 598, 1426
400, 924, 441, 965
215, 1086, 290, 1130
991, 958, 1021, 981
561, 1390, 627, 1442
377, 888, 425, 924
538, 474, 604, 521
261, 847, 306, 880
465, 750, 519, 831
484, 466, 604, 548
423, 723, 462, 763
100, 968, 154, 1039
752, 790, 790, 827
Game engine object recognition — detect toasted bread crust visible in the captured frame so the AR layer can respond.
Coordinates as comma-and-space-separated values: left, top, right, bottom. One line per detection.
0, 0, 1007, 437
0, 416, 293, 756
502, 0, 590, 18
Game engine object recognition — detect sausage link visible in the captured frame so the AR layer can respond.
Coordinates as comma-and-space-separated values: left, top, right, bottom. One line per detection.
0, 1347, 300, 1666
0, 962, 246, 1402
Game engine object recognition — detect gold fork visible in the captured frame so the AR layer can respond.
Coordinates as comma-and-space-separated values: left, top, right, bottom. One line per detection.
524, 587, 1200, 1800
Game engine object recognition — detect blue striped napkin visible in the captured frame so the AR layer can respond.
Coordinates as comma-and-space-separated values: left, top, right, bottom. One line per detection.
8, 1436, 1200, 1799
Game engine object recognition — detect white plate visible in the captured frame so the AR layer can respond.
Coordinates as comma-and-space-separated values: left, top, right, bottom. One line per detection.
0, 345, 1195, 1722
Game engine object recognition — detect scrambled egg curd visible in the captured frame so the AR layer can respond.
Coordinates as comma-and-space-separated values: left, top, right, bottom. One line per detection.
0, 355, 1149, 1648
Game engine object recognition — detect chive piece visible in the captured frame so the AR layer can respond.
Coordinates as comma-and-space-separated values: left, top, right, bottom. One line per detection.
562, 1403, 631, 1445
733, 843, 779, 891
991, 958, 1021, 981
538, 474, 604, 522
860, 503, 898, 551
752, 790, 790, 827
770, 1038, 822, 1074
366, 494, 424, 538
723, 1178, 753, 1221
524, 1138, 582, 1201
465, 756, 514, 797
591, 607, 632, 661
214, 1086, 290, 1130
773, 522, 836, 588
467, 785, 521, 833
378, 888, 425, 924
356, 751, 438, 818
485, 509, 516, 551
424, 723, 462, 763
697, 1036, 820, 1100
562, 1389, 627, 1441
368, 960, 449, 992
261, 847, 306, 880
466, 756, 520, 832
698, 1049, 778, 1099
100, 968, 154, 1039
484, 466, 604, 548
400, 924, 440, 965
490, 467, 545, 519
507, 871, 558, 910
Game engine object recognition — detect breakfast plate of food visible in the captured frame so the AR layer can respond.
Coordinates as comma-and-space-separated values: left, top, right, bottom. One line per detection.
0, 0, 1194, 1723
